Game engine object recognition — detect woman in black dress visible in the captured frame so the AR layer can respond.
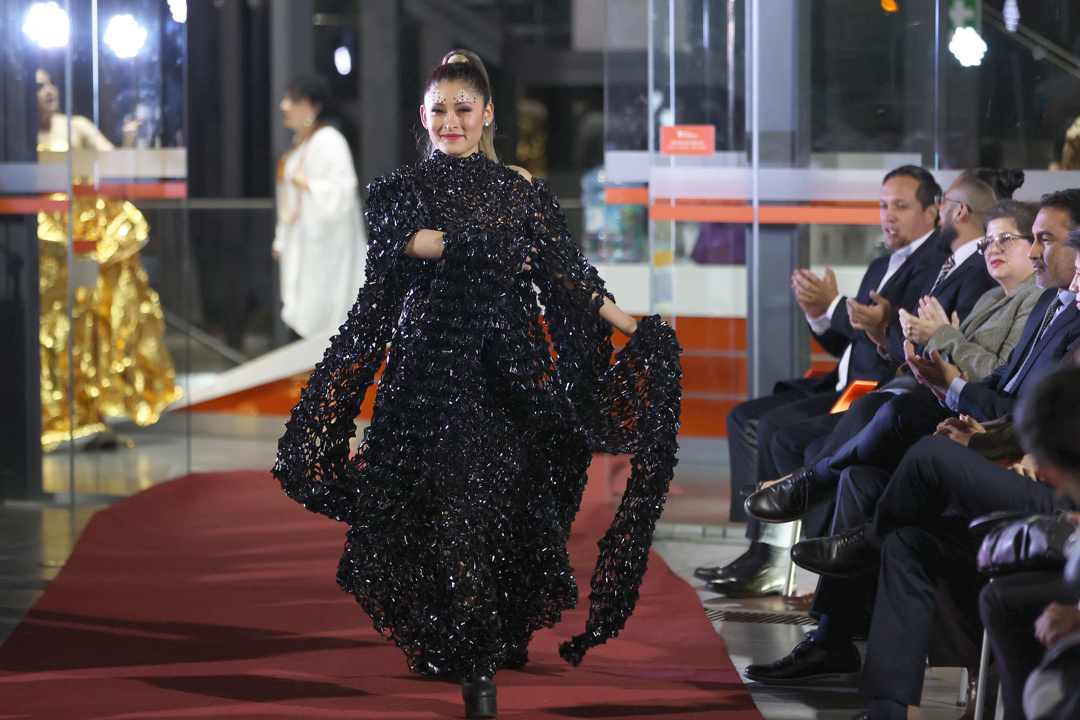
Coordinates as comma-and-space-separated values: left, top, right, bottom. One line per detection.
274, 50, 682, 719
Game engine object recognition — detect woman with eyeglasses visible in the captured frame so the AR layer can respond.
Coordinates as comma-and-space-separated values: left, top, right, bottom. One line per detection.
897, 198, 1044, 381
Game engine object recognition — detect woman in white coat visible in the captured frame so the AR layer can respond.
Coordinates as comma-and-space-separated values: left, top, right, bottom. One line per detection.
273, 74, 366, 339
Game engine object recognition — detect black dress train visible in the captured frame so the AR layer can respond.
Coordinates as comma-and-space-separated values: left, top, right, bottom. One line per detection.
273, 151, 682, 678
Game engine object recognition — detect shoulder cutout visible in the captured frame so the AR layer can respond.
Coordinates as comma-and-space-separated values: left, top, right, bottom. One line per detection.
507, 165, 534, 184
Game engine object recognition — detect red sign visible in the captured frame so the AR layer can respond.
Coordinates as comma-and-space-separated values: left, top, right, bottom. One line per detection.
660, 125, 716, 156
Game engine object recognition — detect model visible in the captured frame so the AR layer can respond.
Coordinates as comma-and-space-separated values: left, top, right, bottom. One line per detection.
273, 50, 682, 719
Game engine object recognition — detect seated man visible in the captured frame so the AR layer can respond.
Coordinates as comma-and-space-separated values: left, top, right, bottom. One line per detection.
980, 247, 1080, 720
746, 191, 1080, 527
745, 367, 1080, 719
703, 166, 946, 596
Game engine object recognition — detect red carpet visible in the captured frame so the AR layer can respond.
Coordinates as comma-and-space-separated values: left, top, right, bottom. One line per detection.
0, 466, 762, 719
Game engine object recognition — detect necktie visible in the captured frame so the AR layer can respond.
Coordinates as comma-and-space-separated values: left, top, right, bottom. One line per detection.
1004, 298, 1063, 393
928, 254, 955, 296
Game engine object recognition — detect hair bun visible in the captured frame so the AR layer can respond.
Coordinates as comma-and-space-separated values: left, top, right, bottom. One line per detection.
1001, 168, 1025, 197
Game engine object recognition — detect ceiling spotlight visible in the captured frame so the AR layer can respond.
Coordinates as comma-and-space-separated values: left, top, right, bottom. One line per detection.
881, 0, 898, 12
1003, 0, 1019, 32
104, 14, 148, 58
23, 2, 69, 48
167, 0, 187, 24
949, 26, 988, 67
334, 47, 352, 75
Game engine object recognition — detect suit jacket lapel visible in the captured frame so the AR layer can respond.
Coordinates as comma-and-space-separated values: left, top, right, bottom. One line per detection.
879, 228, 943, 296
932, 251, 983, 297
1000, 297, 1077, 392
994, 289, 1055, 390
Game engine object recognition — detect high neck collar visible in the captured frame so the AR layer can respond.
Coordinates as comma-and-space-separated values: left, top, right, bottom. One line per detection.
430, 149, 488, 165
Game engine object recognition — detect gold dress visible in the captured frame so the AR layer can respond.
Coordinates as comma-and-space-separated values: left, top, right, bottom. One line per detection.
38, 123, 181, 449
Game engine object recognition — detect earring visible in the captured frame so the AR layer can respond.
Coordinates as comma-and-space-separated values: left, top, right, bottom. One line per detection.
303, 115, 315, 128
484, 121, 490, 127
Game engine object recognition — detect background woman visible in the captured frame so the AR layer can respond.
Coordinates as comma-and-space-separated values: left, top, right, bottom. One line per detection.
274, 51, 681, 719
272, 73, 366, 339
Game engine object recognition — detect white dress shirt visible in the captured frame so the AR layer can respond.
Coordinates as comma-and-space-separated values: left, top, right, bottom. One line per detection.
807, 230, 934, 390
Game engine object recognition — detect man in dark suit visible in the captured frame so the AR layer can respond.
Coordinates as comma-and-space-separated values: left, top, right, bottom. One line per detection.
980, 347, 1080, 720
741, 190, 1080, 710
702, 166, 947, 596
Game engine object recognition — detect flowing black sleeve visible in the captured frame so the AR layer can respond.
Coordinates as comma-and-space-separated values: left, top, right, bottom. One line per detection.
528, 179, 616, 418
271, 169, 420, 523
525, 180, 685, 666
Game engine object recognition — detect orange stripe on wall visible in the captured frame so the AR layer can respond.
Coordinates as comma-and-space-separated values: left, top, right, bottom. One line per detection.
0, 198, 68, 214
604, 187, 649, 205
649, 204, 880, 225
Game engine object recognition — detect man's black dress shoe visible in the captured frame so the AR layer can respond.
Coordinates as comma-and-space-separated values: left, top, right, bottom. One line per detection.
744, 465, 836, 523
743, 632, 861, 684
704, 545, 787, 598
462, 675, 497, 719
791, 526, 878, 578
693, 541, 766, 582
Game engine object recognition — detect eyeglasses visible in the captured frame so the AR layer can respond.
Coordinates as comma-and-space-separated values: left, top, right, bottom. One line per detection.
940, 194, 964, 207
977, 233, 1033, 254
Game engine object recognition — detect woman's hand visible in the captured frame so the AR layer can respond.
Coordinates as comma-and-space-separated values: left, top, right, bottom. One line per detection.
289, 167, 310, 192
405, 229, 446, 259
899, 296, 956, 345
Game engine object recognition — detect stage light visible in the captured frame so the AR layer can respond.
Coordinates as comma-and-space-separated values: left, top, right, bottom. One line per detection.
881, 0, 898, 12
23, 2, 70, 49
949, 26, 987, 67
1003, 0, 1019, 31
167, 0, 187, 24
334, 46, 352, 75
104, 14, 147, 58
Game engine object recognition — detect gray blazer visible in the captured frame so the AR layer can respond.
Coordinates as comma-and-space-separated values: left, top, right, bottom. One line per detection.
926, 273, 1042, 382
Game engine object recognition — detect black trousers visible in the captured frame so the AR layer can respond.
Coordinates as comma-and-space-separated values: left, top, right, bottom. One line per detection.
811, 465, 891, 630
849, 437, 1075, 706
725, 378, 838, 526
980, 572, 1077, 720
765, 392, 896, 541
809, 391, 955, 488
868, 436, 1070, 544
860, 519, 985, 706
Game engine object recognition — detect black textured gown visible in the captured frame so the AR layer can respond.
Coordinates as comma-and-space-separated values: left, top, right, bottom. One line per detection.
273, 150, 682, 679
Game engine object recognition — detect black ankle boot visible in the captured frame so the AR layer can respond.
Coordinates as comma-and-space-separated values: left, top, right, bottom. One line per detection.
461, 675, 497, 719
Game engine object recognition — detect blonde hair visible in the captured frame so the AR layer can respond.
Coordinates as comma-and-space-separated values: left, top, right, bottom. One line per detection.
421, 49, 497, 161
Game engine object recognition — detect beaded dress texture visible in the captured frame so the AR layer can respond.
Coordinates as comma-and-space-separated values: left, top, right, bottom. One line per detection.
273, 151, 682, 678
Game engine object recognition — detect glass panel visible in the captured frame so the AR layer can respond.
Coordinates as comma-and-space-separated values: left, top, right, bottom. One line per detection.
25, 0, 191, 502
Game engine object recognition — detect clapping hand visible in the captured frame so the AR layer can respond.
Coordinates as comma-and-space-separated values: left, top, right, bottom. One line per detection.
904, 340, 964, 401
791, 268, 839, 318
899, 296, 960, 345
848, 291, 894, 349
